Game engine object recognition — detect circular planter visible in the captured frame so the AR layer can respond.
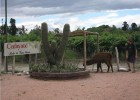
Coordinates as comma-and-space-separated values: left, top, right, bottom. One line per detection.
30, 70, 90, 79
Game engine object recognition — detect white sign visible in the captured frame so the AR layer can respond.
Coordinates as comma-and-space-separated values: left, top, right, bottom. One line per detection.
4, 42, 41, 56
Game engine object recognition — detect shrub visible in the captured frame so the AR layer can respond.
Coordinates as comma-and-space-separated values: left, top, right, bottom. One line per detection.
29, 63, 80, 73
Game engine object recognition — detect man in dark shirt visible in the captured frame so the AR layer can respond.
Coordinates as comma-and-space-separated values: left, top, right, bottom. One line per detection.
126, 39, 137, 73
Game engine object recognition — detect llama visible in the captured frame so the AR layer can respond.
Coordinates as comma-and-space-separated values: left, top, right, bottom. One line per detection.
83, 52, 113, 72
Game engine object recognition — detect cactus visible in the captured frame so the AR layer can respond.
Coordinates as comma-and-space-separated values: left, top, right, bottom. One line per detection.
41, 22, 70, 66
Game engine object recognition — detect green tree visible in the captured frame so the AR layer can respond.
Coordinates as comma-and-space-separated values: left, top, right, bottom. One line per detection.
9, 18, 17, 35
29, 25, 41, 36
138, 25, 140, 31
54, 28, 60, 34
122, 21, 129, 31
131, 23, 138, 31
0, 26, 4, 35
112, 25, 116, 30
18, 25, 26, 35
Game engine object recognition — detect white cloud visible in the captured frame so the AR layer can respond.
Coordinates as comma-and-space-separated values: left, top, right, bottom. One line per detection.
1, 0, 140, 32
14, 12, 140, 32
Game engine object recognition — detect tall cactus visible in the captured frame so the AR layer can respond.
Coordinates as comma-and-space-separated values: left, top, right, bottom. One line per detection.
41, 22, 70, 66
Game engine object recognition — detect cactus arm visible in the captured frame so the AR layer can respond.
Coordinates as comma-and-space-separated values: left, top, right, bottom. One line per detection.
41, 23, 56, 65
41, 23, 50, 54
56, 24, 70, 63
41, 23, 70, 66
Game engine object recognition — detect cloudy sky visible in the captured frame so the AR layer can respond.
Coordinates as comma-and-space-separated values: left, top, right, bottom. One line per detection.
0, 0, 140, 31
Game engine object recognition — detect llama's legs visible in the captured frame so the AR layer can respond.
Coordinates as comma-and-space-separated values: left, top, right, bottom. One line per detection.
97, 63, 102, 72
106, 62, 110, 72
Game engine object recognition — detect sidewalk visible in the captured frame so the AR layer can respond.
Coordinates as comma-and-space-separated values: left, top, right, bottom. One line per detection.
0, 63, 29, 72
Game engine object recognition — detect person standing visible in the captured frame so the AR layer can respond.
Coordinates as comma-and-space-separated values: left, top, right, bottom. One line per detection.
126, 38, 137, 73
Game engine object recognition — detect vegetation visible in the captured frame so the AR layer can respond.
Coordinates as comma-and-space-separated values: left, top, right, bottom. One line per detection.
41, 22, 70, 67
29, 63, 80, 73
0, 20, 140, 61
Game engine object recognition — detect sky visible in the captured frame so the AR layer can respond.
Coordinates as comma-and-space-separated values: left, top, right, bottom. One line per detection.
0, 0, 140, 32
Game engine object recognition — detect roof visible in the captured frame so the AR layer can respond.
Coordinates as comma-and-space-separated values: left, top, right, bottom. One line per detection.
56, 30, 99, 37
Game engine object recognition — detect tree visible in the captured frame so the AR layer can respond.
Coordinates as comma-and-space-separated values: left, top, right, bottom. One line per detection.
54, 28, 60, 34
131, 23, 138, 31
29, 25, 41, 36
122, 21, 129, 31
21, 25, 26, 34
0, 25, 4, 35
9, 18, 17, 35
112, 25, 117, 30
138, 25, 140, 31
15, 25, 27, 35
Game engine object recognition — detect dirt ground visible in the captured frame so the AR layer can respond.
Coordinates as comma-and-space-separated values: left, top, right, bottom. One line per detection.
1, 69, 140, 100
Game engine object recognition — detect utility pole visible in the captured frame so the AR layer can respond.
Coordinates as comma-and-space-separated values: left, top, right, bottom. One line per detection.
5, 0, 8, 72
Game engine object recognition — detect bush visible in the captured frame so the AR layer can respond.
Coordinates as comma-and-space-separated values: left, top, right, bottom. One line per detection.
29, 63, 80, 73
